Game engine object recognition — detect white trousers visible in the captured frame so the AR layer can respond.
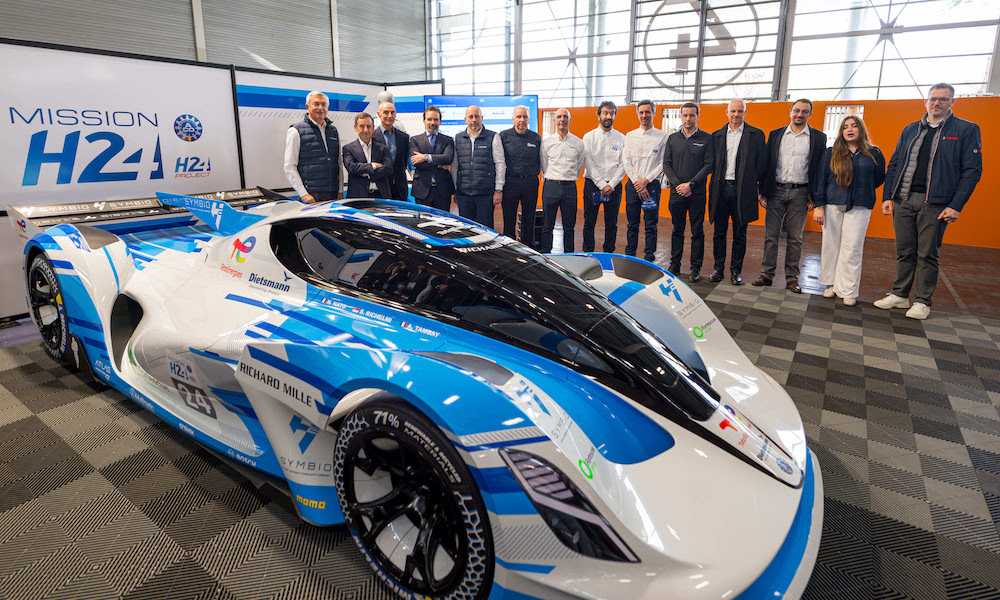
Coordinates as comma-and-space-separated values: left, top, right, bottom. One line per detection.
820, 204, 872, 300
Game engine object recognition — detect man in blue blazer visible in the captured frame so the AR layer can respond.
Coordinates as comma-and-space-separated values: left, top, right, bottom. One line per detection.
343, 113, 392, 198
373, 102, 411, 201
409, 106, 456, 211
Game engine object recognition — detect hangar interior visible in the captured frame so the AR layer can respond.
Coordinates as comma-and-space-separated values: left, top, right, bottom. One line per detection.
2, 1, 1000, 599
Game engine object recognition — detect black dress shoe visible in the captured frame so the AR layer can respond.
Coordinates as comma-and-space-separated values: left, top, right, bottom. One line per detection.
708, 270, 724, 283
689, 271, 701, 283
731, 273, 743, 285
668, 264, 680, 276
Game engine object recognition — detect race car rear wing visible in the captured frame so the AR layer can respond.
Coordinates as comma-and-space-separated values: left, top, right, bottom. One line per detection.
7, 187, 297, 242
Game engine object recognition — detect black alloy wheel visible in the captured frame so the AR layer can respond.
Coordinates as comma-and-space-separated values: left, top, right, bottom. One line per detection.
27, 254, 69, 360
334, 400, 493, 600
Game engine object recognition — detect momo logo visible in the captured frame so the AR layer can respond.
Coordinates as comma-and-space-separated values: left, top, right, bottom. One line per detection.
231, 236, 256, 262
173, 114, 203, 142
290, 415, 319, 453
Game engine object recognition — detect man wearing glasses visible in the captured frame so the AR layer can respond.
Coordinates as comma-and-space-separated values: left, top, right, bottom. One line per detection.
874, 83, 982, 320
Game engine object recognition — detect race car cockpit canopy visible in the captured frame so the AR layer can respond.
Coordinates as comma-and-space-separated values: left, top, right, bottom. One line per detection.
271, 212, 720, 425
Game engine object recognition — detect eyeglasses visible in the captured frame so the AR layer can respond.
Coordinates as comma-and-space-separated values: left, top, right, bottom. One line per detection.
928, 97, 953, 104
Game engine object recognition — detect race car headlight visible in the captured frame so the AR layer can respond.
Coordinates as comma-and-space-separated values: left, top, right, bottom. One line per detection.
501, 450, 638, 563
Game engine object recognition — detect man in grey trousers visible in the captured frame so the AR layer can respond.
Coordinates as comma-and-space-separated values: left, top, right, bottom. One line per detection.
874, 83, 982, 320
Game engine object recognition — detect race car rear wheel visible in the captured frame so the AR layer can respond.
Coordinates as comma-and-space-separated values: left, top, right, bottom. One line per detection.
27, 254, 69, 361
334, 400, 494, 600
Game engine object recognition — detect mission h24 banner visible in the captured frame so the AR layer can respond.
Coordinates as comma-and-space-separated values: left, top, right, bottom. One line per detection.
0, 44, 241, 211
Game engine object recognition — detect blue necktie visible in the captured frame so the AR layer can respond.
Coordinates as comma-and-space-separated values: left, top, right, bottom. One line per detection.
384, 130, 396, 162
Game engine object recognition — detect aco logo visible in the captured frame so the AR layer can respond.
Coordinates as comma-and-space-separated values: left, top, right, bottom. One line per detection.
231, 236, 256, 263
173, 114, 203, 142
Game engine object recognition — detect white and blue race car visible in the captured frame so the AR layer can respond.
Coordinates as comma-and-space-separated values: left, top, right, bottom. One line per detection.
13, 190, 822, 600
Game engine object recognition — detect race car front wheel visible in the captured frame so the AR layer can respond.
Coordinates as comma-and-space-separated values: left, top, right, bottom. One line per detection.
27, 254, 69, 361
334, 400, 494, 600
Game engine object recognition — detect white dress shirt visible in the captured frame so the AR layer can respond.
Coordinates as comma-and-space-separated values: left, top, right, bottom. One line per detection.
725, 123, 745, 181
540, 132, 585, 181
359, 139, 378, 192
623, 126, 667, 186
582, 127, 626, 189
450, 128, 507, 192
776, 125, 811, 184
283, 117, 345, 198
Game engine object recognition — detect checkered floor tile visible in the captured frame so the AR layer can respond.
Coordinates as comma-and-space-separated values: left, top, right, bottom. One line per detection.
695, 281, 1000, 599
3, 282, 1000, 599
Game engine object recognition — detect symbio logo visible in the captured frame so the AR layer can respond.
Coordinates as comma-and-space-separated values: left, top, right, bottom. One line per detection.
231, 236, 256, 262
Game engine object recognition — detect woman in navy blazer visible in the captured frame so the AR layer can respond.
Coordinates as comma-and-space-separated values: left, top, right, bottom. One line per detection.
812, 116, 886, 306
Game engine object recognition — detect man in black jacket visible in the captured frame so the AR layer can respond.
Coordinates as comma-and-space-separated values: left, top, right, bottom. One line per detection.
663, 102, 713, 282
753, 99, 827, 293
874, 83, 983, 320
708, 99, 768, 285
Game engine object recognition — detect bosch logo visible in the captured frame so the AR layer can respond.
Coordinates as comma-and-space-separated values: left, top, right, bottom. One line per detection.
173, 114, 203, 142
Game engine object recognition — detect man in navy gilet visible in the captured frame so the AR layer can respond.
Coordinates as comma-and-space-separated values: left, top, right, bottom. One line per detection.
451, 105, 506, 228
284, 91, 343, 203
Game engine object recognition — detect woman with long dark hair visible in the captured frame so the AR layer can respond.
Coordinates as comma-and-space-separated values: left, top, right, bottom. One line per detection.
812, 116, 886, 306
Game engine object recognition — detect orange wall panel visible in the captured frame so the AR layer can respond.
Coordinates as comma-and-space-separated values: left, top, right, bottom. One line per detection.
542, 97, 998, 249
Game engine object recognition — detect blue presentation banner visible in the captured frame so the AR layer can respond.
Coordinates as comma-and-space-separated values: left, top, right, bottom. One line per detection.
424, 95, 539, 138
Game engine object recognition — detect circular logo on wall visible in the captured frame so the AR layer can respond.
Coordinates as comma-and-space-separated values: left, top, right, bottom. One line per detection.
173, 115, 203, 142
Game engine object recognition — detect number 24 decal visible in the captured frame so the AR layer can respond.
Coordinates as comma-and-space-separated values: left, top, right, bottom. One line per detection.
172, 379, 217, 419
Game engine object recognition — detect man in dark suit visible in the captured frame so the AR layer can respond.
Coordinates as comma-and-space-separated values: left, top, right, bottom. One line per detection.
708, 99, 767, 285
753, 99, 827, 292
409, 105, 455, 211
343, 112, 392, 198
373, 102, 411, 201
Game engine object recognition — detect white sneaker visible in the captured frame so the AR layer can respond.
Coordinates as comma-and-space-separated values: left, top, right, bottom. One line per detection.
843, 297, 856, 306
873, 293, 909, 310
823, 286, 835, 298
906, 302, 930, 320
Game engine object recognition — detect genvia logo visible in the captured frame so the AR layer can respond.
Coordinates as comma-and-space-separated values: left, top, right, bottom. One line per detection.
173, 114, 203, 142
231, 236, 256, 263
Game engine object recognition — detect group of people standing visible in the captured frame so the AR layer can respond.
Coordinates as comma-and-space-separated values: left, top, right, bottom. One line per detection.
284, 83, 981, 321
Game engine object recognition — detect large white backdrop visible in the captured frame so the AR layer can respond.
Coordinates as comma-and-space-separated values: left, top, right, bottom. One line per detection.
0, 41, 441, 319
